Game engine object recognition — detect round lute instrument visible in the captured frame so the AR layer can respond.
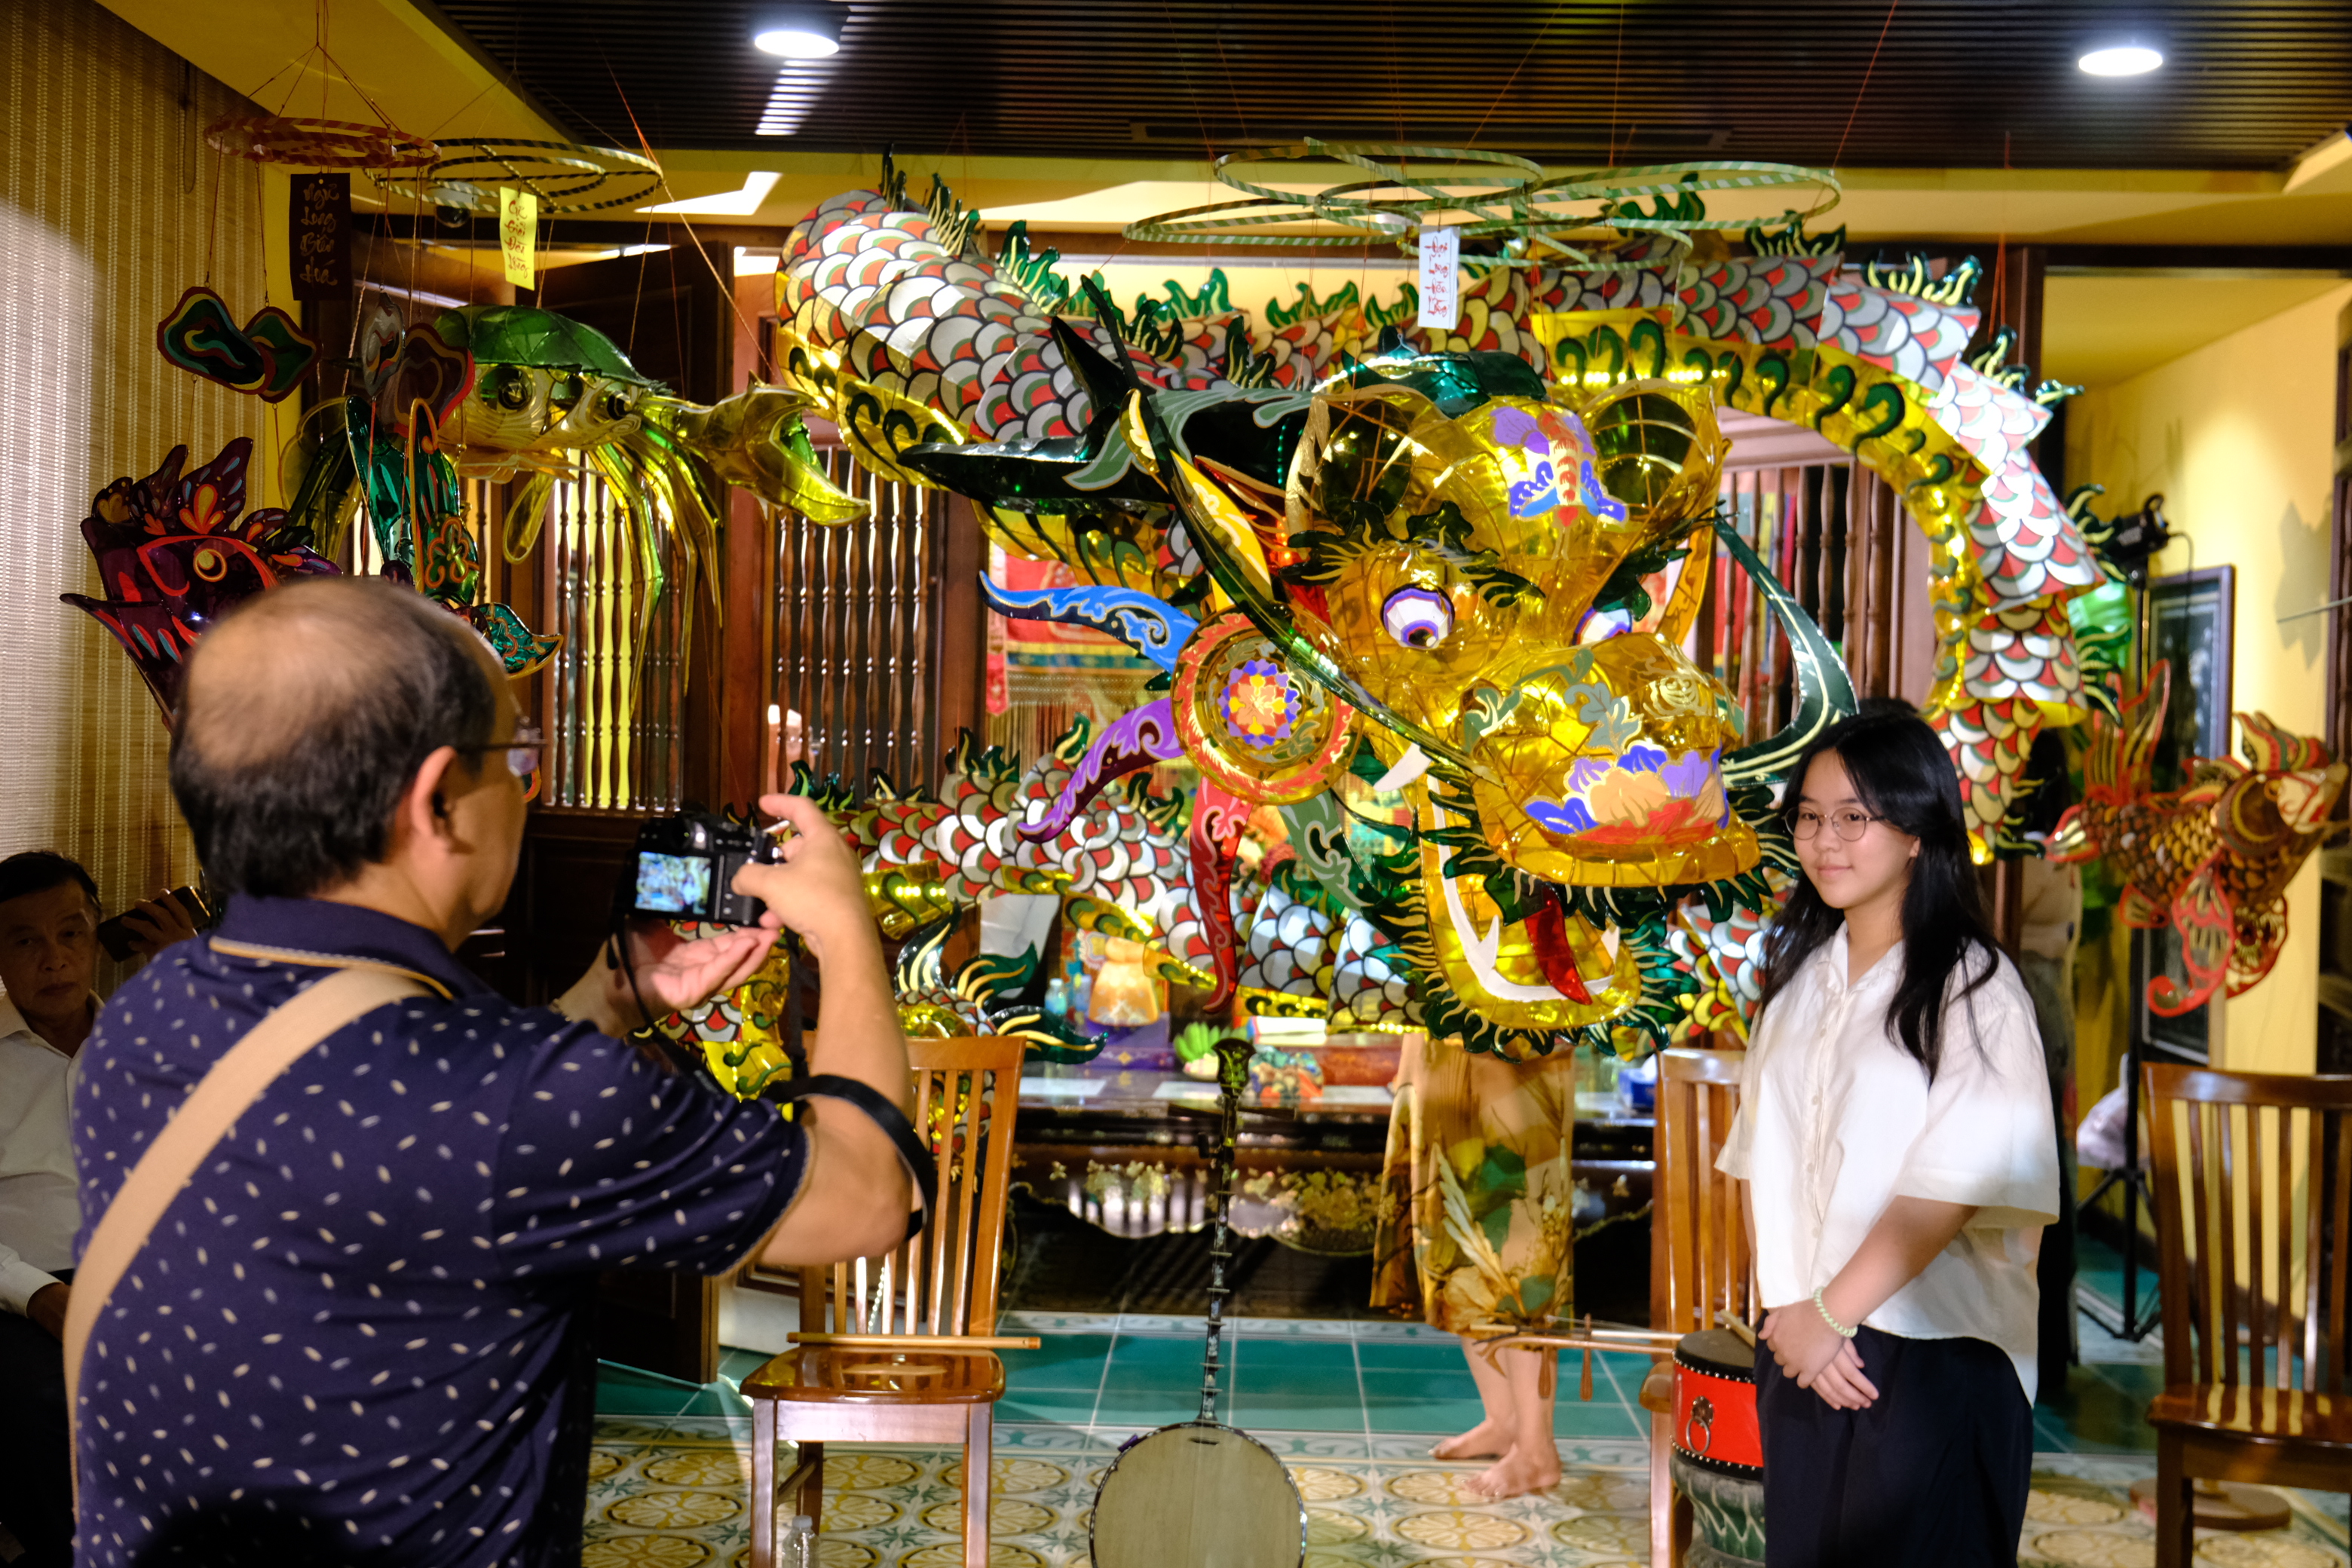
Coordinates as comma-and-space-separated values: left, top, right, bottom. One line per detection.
1089, 1037, 1306, 1568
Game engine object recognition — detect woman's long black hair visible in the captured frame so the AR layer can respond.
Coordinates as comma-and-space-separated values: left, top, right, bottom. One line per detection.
1756, 699, 2001, 1079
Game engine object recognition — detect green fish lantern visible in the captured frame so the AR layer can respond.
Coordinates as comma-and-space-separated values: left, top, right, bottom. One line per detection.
289, 304, 868, 675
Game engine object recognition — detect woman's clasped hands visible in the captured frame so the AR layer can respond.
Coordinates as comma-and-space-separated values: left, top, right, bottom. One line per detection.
1759, 1300, 1882, 1410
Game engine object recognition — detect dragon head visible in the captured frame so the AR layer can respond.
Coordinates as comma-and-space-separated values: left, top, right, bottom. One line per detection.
1267, 357, 1752, 884
908, 332, 1829, 1055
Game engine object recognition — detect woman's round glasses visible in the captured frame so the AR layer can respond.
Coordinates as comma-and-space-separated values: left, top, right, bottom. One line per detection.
1791, 807, 1881, 841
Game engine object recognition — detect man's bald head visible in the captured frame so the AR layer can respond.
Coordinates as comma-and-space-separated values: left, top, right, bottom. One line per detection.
172, 577, 502, 899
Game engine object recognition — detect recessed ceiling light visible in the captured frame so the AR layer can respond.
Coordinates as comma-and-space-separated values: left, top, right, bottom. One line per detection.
2078, 44, 2162, 76
754, 12, 840, 59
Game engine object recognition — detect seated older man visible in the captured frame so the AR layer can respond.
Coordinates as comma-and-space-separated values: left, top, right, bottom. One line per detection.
70, 577, 911, 1565
0, 852, 197, 1568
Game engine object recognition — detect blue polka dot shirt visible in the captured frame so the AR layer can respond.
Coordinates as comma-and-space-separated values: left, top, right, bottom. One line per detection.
69, 897, 805, 1564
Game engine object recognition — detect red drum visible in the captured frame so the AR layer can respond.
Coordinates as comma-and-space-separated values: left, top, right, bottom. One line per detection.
1672, 1328, 1762, 1477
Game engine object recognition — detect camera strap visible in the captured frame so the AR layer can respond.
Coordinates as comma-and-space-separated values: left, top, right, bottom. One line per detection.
772, 1073, 937, 1242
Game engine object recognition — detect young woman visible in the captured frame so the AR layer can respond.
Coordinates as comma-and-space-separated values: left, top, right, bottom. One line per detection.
1720, 703, 2060, 1567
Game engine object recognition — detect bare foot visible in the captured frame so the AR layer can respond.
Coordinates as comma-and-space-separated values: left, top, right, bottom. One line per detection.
1431, 1419, 1510, 1462
1461, 1442, 1562, 1500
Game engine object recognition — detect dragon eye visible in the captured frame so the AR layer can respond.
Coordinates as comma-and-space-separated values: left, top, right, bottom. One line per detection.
1381, 587, 1455, 650
601, 390, 633, 421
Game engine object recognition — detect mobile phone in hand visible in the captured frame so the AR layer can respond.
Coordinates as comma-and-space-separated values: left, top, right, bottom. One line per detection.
96, 886, 211, 962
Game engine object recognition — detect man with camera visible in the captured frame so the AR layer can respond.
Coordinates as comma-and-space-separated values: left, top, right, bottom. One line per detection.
69, 577, 911, 1564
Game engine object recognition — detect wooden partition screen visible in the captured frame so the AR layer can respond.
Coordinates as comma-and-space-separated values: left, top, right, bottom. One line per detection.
773, 448, 954, 794
1700, 460, 1928, 737
541, 471, 689, 813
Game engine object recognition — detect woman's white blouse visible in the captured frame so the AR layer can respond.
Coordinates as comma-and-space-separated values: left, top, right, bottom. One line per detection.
1718, 927, 2060, 1402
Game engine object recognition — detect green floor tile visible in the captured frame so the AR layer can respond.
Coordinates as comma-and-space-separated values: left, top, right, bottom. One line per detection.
675, 1387, 749, 1419
1229, 1393, 1367, 1433
1239, 1337, 1356, 1370
1596, 1349, 1666, 1383
2090, 1361, 2164, 1402
718, 1346, 770, 1377
1553, 1398, 1649, 1439
1236, 1364, 1361, 1401
2032, 1414, 2079, 1453
1355, 1339, 1469, 1371
998, 1334, 1115, 1391
996, 1387, 1102, 1425
1095, 1392, 1228, 1426
1361, 1396, 1490, 1435
1106, 1333, 1214, 1365
1102, 1361, 1220, 1395
1359, 1367, 1481, 1401
594, 1364, 700, 1408
2036, 1364, 2158, 1453
593, 1384, 689, 1416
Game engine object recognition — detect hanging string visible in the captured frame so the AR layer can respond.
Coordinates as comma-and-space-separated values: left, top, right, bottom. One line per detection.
202, 139, 226, 286
600, 60, 767, 365
1830, 0, 1901, 170
1467, 1, 1574, 149
1986, 129, 2014, 343
1210, 35, 1250, 146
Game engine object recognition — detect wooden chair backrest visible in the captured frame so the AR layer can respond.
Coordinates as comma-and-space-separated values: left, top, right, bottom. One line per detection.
2144, 1064, 2352, 1397
800, 1036, 1027, 1340
1652, 1048, 1756, 1338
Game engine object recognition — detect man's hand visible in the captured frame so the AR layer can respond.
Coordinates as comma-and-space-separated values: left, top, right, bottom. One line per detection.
556, 922, 776, 1040
1759, 1302, 1879, 1410
734, 794, 881, 968
118, 891, 200, 957
27, 1280, 69, 1342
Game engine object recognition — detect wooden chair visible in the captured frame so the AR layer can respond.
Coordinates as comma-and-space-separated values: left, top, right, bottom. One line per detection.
2142, 1064, 2352, 1568
1646, 1047, 1756, 1568
743, 1037, 1040, 1568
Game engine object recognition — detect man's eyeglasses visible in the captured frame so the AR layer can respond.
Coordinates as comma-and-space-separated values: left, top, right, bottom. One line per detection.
456, 725, 543, 784
1790, 807, 1882, 841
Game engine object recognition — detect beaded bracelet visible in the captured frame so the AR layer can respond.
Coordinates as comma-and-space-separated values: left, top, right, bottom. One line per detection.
1811, 1287, 1857, 1339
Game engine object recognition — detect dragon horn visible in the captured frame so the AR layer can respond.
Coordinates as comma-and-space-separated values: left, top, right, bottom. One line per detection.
1720, 522, 1859, 786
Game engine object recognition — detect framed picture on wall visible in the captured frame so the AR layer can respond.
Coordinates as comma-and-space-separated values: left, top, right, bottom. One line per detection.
2147, 565, 2235, 792
2139, 564, 2236, 1062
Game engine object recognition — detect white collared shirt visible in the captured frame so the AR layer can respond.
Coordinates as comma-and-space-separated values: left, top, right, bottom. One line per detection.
1718, 927, 2060, 1401
0, 991, 86, 1313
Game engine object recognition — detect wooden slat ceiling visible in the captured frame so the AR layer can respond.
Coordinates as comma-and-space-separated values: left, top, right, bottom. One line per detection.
427, 1, 2352, 170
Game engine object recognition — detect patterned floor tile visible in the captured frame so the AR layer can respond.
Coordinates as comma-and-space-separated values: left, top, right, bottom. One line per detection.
587, 1416, 2346, 1568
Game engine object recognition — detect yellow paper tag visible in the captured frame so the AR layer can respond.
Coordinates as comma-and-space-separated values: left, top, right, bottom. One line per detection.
498, 186, 537, 288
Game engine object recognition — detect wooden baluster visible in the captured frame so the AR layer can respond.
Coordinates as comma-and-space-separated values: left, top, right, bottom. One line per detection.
1701, 1083, 1719, 1328
2270, 1106, 2294, 1392
2326, 1107, 2350, 1395
2182, 1098, 2213, 1384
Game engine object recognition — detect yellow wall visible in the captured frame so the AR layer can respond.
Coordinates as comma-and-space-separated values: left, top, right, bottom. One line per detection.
2064, 282, 2352, 1075
1, 0, 268, 918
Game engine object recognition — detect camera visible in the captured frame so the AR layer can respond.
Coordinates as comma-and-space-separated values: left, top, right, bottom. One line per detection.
625, 812, 779, 926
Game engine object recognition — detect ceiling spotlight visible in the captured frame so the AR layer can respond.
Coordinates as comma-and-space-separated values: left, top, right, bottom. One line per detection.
2078, 44, 2162, 76
753, 11, 841, 59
